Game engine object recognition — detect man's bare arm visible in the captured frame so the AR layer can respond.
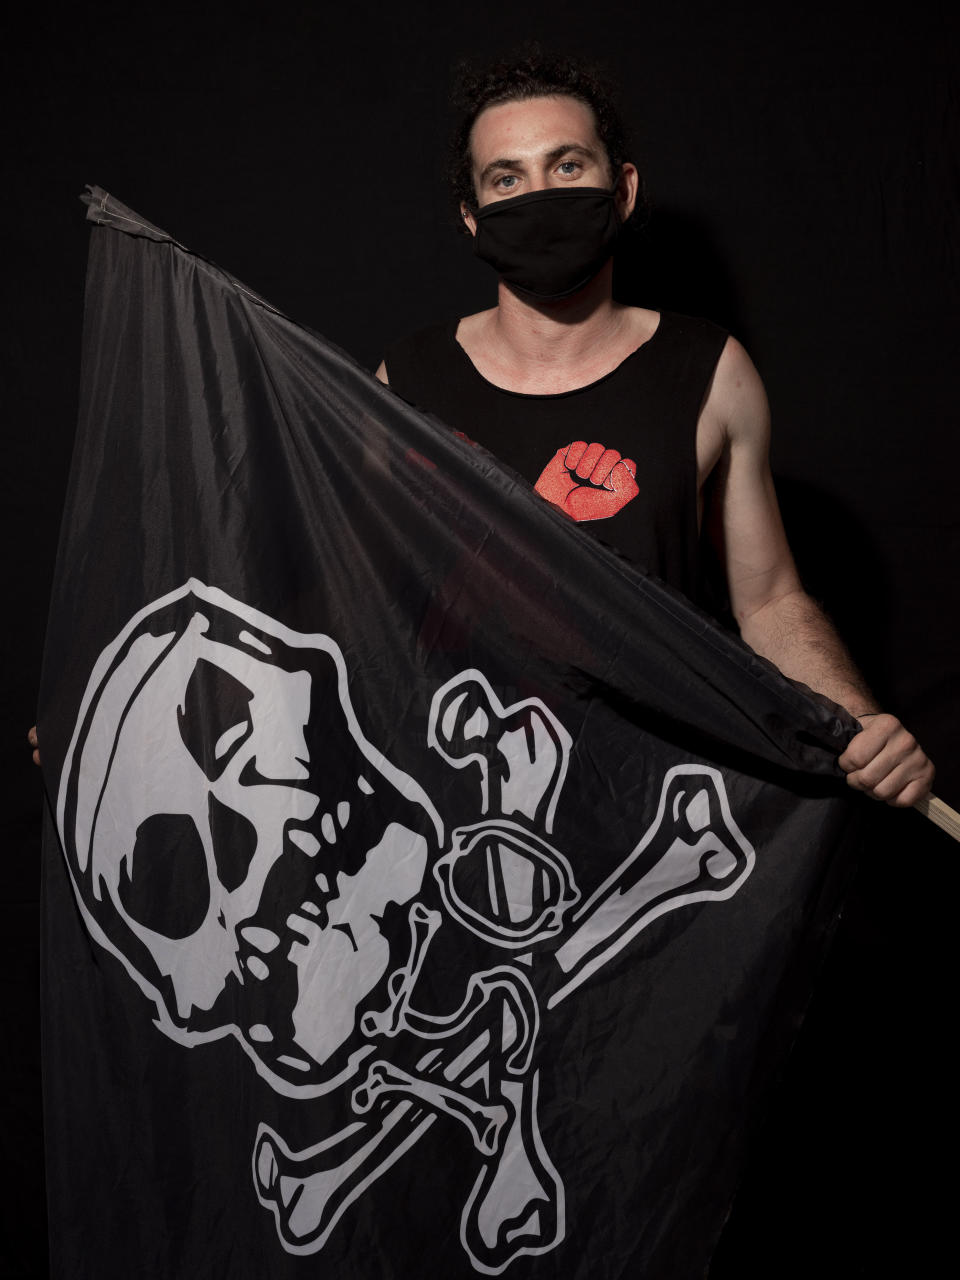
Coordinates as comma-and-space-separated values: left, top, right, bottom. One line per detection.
704, 338, 934, 806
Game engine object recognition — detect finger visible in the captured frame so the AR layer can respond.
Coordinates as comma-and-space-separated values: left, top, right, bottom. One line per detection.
844, 750, 930, 792
608, 459, 640, 494
837, 715, 906, 772
839, 727, 921, 783
591, 448, 621, 487
844, 743, 934, 797
845, 757, 935, 806
28, 725, 38, 747
563, 441, 588, 470
574, 442, 606, 479
893, 773, 936, 808
621, 457, 637, 476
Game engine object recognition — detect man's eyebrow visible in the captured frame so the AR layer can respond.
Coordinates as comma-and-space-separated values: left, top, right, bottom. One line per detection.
477, 143, 599, 184
543, 143, 598, 164
478, 157, 524, 183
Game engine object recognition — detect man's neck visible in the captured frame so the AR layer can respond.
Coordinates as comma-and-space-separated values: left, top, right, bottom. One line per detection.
458, 264, 657, 395
493, 262, 623, 361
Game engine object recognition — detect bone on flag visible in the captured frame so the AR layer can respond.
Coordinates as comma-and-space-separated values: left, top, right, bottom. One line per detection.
39, 187, 860, 1280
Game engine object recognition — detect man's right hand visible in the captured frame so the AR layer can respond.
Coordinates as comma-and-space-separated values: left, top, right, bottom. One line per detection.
838, 713, 934, 807
28, 725, 40, 767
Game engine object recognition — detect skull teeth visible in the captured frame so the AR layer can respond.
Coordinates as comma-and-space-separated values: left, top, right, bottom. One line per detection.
286, 912, 321, 943
236, 771, 432, 1056
282, 768, 391, 870
239, 925, 281, 953
288, 829, 320, 857
286, 800, 350, 859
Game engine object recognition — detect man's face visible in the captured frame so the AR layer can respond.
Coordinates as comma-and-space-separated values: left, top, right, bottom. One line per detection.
462, 94, 636, 233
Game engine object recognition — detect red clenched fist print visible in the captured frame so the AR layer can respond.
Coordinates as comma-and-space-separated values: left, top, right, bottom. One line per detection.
534, 441, 639, 521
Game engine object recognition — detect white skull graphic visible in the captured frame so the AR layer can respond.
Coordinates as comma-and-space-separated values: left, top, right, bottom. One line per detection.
57, 581, 442, 1096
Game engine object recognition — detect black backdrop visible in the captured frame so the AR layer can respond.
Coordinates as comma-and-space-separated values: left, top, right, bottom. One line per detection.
4, 2, 958, 1276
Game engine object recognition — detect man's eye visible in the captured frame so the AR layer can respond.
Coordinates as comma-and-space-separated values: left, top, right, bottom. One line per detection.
557, 161, 581, 176
495, 175, 519, 190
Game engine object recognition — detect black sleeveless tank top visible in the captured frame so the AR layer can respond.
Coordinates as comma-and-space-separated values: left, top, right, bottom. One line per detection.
383, 311, 728, 599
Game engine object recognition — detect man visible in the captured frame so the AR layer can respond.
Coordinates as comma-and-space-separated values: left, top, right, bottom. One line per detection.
375, 51, 933, 807
29, 54, 933, 802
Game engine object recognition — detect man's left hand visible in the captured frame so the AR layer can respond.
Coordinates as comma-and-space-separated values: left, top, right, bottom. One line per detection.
838, 713, 934, 806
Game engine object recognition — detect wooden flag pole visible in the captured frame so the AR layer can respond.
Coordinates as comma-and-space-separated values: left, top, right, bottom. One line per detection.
914, 793, 960, 842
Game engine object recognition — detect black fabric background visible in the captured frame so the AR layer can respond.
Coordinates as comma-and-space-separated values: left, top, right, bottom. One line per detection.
3, 2, 958, 1276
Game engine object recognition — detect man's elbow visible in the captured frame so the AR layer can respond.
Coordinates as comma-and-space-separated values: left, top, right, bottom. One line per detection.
733, 581, 811, 646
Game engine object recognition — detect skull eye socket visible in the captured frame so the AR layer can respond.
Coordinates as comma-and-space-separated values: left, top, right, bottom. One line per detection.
178, 658, 254, 780
208, 792, 259, 893
118, 814, 210, 938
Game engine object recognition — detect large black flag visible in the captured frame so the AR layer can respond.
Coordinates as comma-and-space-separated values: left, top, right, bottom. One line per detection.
40, 188, 858, 1279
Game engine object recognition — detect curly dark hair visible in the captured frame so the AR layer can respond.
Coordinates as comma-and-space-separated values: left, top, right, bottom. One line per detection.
450, 49, 643, 227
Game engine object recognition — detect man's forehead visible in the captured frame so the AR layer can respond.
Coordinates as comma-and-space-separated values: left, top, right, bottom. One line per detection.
469, 95, 601, 168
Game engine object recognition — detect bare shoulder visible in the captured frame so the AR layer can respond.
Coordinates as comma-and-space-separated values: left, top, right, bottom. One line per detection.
454, 307, 497, 345
705, 335, 770, 445
625, 304, 661, 343
697, 335, 773, 491
374, 360, 389, 385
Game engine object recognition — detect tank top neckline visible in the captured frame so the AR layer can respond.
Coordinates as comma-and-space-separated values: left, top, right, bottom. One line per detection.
448, 311, 666, 401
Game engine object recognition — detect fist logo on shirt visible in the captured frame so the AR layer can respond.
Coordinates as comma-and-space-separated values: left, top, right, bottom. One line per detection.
535, 441, 639, 522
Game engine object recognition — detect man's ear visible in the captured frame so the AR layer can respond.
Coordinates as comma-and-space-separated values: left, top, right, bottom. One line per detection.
615, 163, 639, 222
460, 202, 478, 237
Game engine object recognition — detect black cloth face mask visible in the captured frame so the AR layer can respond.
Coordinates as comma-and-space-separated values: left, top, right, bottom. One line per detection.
472, 186, 620, 300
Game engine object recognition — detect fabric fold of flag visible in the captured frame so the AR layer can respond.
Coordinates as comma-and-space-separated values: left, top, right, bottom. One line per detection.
39, 188, 859, 1280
